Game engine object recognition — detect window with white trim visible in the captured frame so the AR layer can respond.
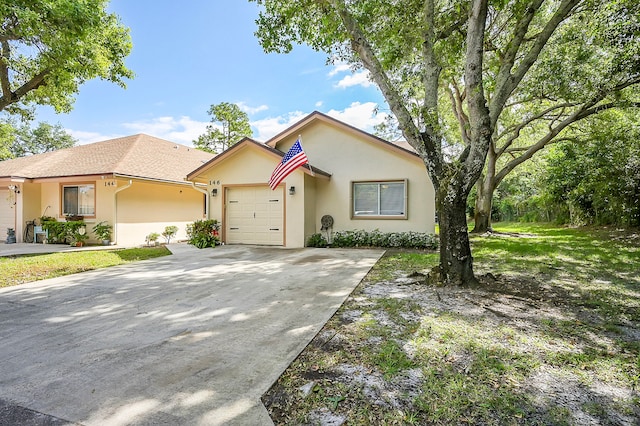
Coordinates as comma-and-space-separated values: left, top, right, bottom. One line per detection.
63, 184, 95, 216
353, 180, 407, 218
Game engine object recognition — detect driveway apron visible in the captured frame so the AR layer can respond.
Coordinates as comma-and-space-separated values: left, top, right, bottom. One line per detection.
0, 245, 383, 425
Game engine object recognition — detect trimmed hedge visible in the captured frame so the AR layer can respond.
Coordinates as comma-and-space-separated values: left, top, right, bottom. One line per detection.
307, 229, 438, 250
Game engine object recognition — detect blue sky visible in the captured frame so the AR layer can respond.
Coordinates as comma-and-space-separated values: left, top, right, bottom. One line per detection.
35, 0, 389, 146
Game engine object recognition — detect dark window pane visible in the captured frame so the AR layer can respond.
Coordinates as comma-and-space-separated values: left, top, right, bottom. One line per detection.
63, 187, 78, 215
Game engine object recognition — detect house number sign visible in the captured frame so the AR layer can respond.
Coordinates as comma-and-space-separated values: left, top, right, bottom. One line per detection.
103, 180, 117, 187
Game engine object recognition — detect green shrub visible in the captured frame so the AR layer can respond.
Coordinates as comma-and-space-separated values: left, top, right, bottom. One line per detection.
92, 221, 112, 241
41, 220, 66, 243
41, 219, 86, 244
162, 225, 179, 243
329, 229, 438, 249
306, 233, 328, 247
186, 219, 220, 249
145, 232, 160, 246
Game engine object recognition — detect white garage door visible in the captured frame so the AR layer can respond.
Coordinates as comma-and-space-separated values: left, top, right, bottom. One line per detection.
226, 186, 284, 246
0, 190, 15, 242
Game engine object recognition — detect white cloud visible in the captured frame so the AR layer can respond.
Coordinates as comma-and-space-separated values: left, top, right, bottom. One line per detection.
249, 103, 386, 143
68, 105, 386, 148
122, 116, 209, 146
251, 111, 307, 141
335, 70, 373, 89
237, 102, 269, 115
326, 102, 387, 132
328, 62, 351, 77
315, 101, 323, 108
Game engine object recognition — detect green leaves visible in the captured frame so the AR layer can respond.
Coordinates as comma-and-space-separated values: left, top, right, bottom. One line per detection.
194, 102, 252, 154
0, 0, 133, 114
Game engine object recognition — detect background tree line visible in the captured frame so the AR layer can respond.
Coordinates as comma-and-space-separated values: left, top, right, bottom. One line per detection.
0, 120, 76, 160
470, 109, 640, 228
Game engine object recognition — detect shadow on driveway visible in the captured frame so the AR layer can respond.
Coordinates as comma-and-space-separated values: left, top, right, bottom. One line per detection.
0, 245, 383, 425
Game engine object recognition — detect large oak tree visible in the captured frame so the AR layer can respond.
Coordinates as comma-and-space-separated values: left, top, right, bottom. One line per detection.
0, 0, 133, 118
468, 1, 640, 232
251, 0, 638, 285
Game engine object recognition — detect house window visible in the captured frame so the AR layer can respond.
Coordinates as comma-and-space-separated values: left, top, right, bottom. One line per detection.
63, 184, 95, 216
353, 180, 407, 218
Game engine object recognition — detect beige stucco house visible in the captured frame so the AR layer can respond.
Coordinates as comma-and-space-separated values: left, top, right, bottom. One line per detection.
187, 111, 436, 248
0, 134, 213, 245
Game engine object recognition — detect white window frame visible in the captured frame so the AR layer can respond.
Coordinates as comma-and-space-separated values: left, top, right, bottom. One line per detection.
352, 179, 408, 219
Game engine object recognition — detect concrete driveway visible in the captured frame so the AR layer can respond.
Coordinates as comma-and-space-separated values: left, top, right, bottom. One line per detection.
0, 244, 383, 425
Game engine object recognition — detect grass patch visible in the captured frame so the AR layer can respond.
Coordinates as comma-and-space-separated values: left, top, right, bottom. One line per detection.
0, 246, 171, 287
263, 223, 640, 425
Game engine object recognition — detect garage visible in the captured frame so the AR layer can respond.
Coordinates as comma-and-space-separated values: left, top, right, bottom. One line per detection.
225, 186, 284, 246
0, 189, 15, 242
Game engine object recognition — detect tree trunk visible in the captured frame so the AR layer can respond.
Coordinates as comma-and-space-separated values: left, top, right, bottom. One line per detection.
472, 176, 494, 233
472, 148, 497, 233
437, 180, 477, 286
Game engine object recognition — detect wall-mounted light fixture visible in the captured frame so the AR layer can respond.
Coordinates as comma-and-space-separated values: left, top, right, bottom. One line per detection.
8, 184, 19, 194
289, 186, 295, 195
211, 188, 218, 197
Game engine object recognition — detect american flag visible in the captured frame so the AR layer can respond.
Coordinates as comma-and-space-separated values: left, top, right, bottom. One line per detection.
268, 138, 309, 190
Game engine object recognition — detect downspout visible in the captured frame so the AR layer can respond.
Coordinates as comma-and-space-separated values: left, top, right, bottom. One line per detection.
113, 180, 133, 244
190, 182, 209, 218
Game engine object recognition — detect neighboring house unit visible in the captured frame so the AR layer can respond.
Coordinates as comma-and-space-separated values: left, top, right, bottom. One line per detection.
0, 134, 214, 245
187, 111, 436, 248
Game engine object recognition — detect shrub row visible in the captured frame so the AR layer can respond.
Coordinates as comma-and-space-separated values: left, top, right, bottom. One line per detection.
307, 229, 438, 250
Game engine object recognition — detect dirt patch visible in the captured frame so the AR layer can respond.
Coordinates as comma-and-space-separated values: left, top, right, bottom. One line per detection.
262, 257, 640, 425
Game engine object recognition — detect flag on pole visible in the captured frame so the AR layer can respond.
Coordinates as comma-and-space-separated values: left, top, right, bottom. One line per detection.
268, 138, 309, 190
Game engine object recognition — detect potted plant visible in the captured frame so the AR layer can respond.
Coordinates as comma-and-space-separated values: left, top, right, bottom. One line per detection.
93, 221, 113, 245
146, 232, 160, 247
72, 226, 89, 247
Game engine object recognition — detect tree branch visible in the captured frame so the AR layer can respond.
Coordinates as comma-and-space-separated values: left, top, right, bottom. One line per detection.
0, 41, 12, 99
448, 80, 470, 144
0, 69, 49, 112
327, 0, 442, 185
462, 0, 491, 191
490, 0, 580, 127
495, 102, 576, 155
493, 98, 622, 186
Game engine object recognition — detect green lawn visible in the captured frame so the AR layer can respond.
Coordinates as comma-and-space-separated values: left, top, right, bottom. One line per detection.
263, 223, 640, 425
0, 246, 171, 288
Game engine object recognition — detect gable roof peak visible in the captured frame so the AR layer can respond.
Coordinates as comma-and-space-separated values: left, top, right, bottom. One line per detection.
265, 111, 419, 159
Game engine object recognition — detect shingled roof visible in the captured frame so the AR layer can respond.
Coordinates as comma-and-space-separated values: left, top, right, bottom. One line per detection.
0, 134, 214, 184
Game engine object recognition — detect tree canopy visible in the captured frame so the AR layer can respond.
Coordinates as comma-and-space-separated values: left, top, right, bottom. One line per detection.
468, 0, 640, 232
194, 102, 253, 154
251, 0, 639, 285
0, 0, 133, 118
0, 120, 76, 160
544, 110, 640, 227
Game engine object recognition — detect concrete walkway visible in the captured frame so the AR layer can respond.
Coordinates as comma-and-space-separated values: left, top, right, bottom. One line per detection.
0, 244, 383, 425
0, 242, 132, 257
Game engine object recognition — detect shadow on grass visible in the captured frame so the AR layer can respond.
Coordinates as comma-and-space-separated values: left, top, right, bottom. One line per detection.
262, 223, 640, 425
